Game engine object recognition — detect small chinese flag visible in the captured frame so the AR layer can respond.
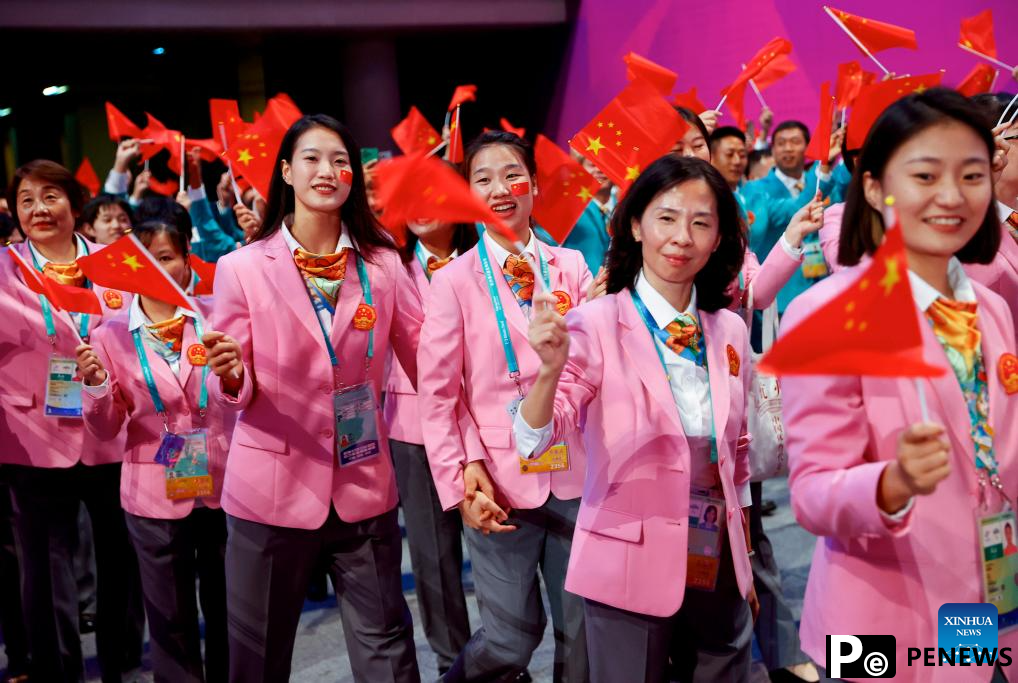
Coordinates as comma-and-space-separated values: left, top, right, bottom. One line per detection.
500, 117, 526, 138
8, 248, 102, 315
834, 61, 876, 110
623, 52, 678, 95
105, 102, 144, 141
826, 7, 917, 55
77, 233, 194, 310
846, 73, 942, 151
75, 158, 101, 198
391, 106, 441, 155
139, 112, 184, 175
758, 214, 942, 378
187, 138, 223, 163
672, 87, 707, 114
720, 37, 793, 128
448, 85, 477, 111
447, 105, 465, 164
532, 135, 601, 243
210, 99, 247, 147
959, 10, 996, 59
956, 63, 998, 98
752, 54, 797, 91
189, 254, 216, 296
570, 79, 688, 192
227, 94, 302, 199
805, 82, 835, 164
373, 151, 513, 243
146, 176, 179, 197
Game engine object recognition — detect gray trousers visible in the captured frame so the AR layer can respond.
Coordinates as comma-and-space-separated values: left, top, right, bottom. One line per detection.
225, 507, 420, 683
443, 494, 588, 683
585, 537, 752, 683
126, 507, 228, 683
749, 481, 807, 670
390, 439, 470, 670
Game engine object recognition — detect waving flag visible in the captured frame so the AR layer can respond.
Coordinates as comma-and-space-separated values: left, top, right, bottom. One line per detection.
532, 135, 601, 243
76, 233, 193, 310
623, 52, 678, 95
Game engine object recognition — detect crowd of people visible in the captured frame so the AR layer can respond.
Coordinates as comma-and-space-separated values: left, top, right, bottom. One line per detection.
0, 70, 1017, 683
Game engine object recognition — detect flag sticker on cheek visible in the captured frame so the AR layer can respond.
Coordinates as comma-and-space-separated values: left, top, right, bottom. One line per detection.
510, 182, 531, 197
339, 169, 354, 186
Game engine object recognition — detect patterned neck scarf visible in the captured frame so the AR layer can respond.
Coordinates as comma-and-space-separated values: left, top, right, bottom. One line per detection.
42, 261, 86, 287
503, 254, 535, 306
664, 313, 704, 365
427, 255, 453, 276
144, 316, 186, 362
293, 247, 350, 307
927, 298, 981, 384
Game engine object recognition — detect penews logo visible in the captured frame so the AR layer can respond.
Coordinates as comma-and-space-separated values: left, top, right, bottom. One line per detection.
827, 635, 896, 678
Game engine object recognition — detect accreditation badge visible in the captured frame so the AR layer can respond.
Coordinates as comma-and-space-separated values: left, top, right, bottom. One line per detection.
334, 382, 381, 466
686, 487, 726, 592
165, 430, 214, 500
801, 240, 829, 280
520, 442, 569, 474
978, 507, 1018, 632
44, 356, 83, 418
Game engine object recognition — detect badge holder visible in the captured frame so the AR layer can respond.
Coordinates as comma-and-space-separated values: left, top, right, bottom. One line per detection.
165, 429, 214, 500
686, 487, 726, 592
334, 358, 382, 467
976, 474, 1018, 632
45, 355, 84, 418
801, 239, 829, 280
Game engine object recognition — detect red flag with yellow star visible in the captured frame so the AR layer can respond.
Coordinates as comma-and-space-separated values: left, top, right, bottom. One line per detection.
846, 73, 942, 151
826, 7, 917, 55
623, 52, 677, 95
227, 94, 302, 199
373, 151, 514, 244
956, 63, 997, 97
447, 85, 477, 111
834, 61, 876, 110
76, 233, 194, 310
752, 54, 796, 91
569, 79, 688, 191
758, 216, 942, 377
210, 99, 247, 146
138, 112, 184, 175
447, 105, 465, 164
959, 10, 996, 60
391, 106, 441, 155
105, 102, 144, 141
720, 37, 793, 128
532, 135, 601, 243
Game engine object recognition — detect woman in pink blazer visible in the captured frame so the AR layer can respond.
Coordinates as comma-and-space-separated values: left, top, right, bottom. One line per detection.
782, 89, 1018, 682
77, 220, 232, 682
418, 131, 594, 682
383, 217, 477, 676
202, 115, 423, 683
516, 155, 757, 683
0, 160, 141, 683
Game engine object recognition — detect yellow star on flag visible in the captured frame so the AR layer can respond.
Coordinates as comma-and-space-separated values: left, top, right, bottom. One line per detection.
625, 165, 640, 181
122, 254, 144, 272
586, 137, 606, 155
879, 255, 900, 295
237, 149, 254, 165
576, 186, 594, 203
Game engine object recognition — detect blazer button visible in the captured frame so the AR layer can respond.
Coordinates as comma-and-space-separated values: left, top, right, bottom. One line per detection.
322, 429, 333, 439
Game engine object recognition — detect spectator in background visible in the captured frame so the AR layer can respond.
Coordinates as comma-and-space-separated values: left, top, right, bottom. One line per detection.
79, 195, 133, 245
747, 148, 774, 181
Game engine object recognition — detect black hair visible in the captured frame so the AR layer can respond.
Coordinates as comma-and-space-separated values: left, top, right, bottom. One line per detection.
605, 155, 745, 312
463, 130, 537, 179
80, 194, 133, 228
254, 114, 394, 261
771, 120, 811, 145
674, 106, 711, 145
133, 196, 193, 237
0, 212, 20, 242
132, 219, 190, 258
746, 148, 772, 178
970, 92, 1016, 124
840, 87, 1000, 266
710, 126, 747, 150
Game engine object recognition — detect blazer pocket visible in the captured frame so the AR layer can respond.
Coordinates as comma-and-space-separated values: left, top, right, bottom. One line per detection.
234, 422, 289, 454
478, 427, 511, 450
0, 392, 35, 409
577, 505, 644, 543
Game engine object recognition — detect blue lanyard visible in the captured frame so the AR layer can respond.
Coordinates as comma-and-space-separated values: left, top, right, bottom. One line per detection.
306, 253, 374, 370
131, 315, 208, 420
414, 242, 433, 281
476, 235, 549, 395
630, 287, 719, 463
27, 236, 92, 342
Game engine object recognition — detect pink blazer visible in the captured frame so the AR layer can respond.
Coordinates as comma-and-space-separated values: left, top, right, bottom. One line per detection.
383, 258, 431, 445
539, 290, 753, 617
0, 240, 129, 468
83, 298, 234, 519
729, 244, 801, 311
818, 201, 846, 273
966, 223, 1018, 342
206, 231, 423, 530
781, 268, 1018, 681
419, 241, 592, 512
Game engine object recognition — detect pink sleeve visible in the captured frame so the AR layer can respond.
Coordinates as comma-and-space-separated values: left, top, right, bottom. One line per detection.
82, 328, 131, 442
576, 255, 594, 305
548, 307, 602, 445
748, 243, 801, 310
779, 301, 914, 539
388, 258, 424, 392
206, 255, 255, 410
733, 331, 752, 502
819, 203, 846, 274
418, 271, 471, 511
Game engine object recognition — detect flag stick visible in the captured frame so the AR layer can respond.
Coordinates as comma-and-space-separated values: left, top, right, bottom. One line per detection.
519, 249, 551, 294
218, 123, 244, 205
178, 136, 186, 195
990, 69, 1001, 93
997, 92, 1018, 127
915, 379, 930, 422
957, 43, 1015, 71
742, 64, 768, 109
840, 108, 847, 128
144, 159, 150, 173
426, 139, 448, 158
823, 6, 891, 76
714, 93, 729, 112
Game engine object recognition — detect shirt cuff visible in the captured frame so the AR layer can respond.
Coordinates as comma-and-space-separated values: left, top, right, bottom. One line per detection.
512, 408, 554, 459
187, 186, 207, 202
82, 375, 111, 398
880, 497, 914, 524
779, 232, 805, 259
104, 170, 130, 195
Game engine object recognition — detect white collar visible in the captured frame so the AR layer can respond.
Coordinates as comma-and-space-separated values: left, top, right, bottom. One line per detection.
635, 269, 697, 329
128, 294, 197, 332
280, 219, 354, 255
998, 201, 1016, 224
908, 257, 976, 312
416, 241, 458, 262
774, 167, 805, 194
27, 234, 85, 269
483, 228, 539, 268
